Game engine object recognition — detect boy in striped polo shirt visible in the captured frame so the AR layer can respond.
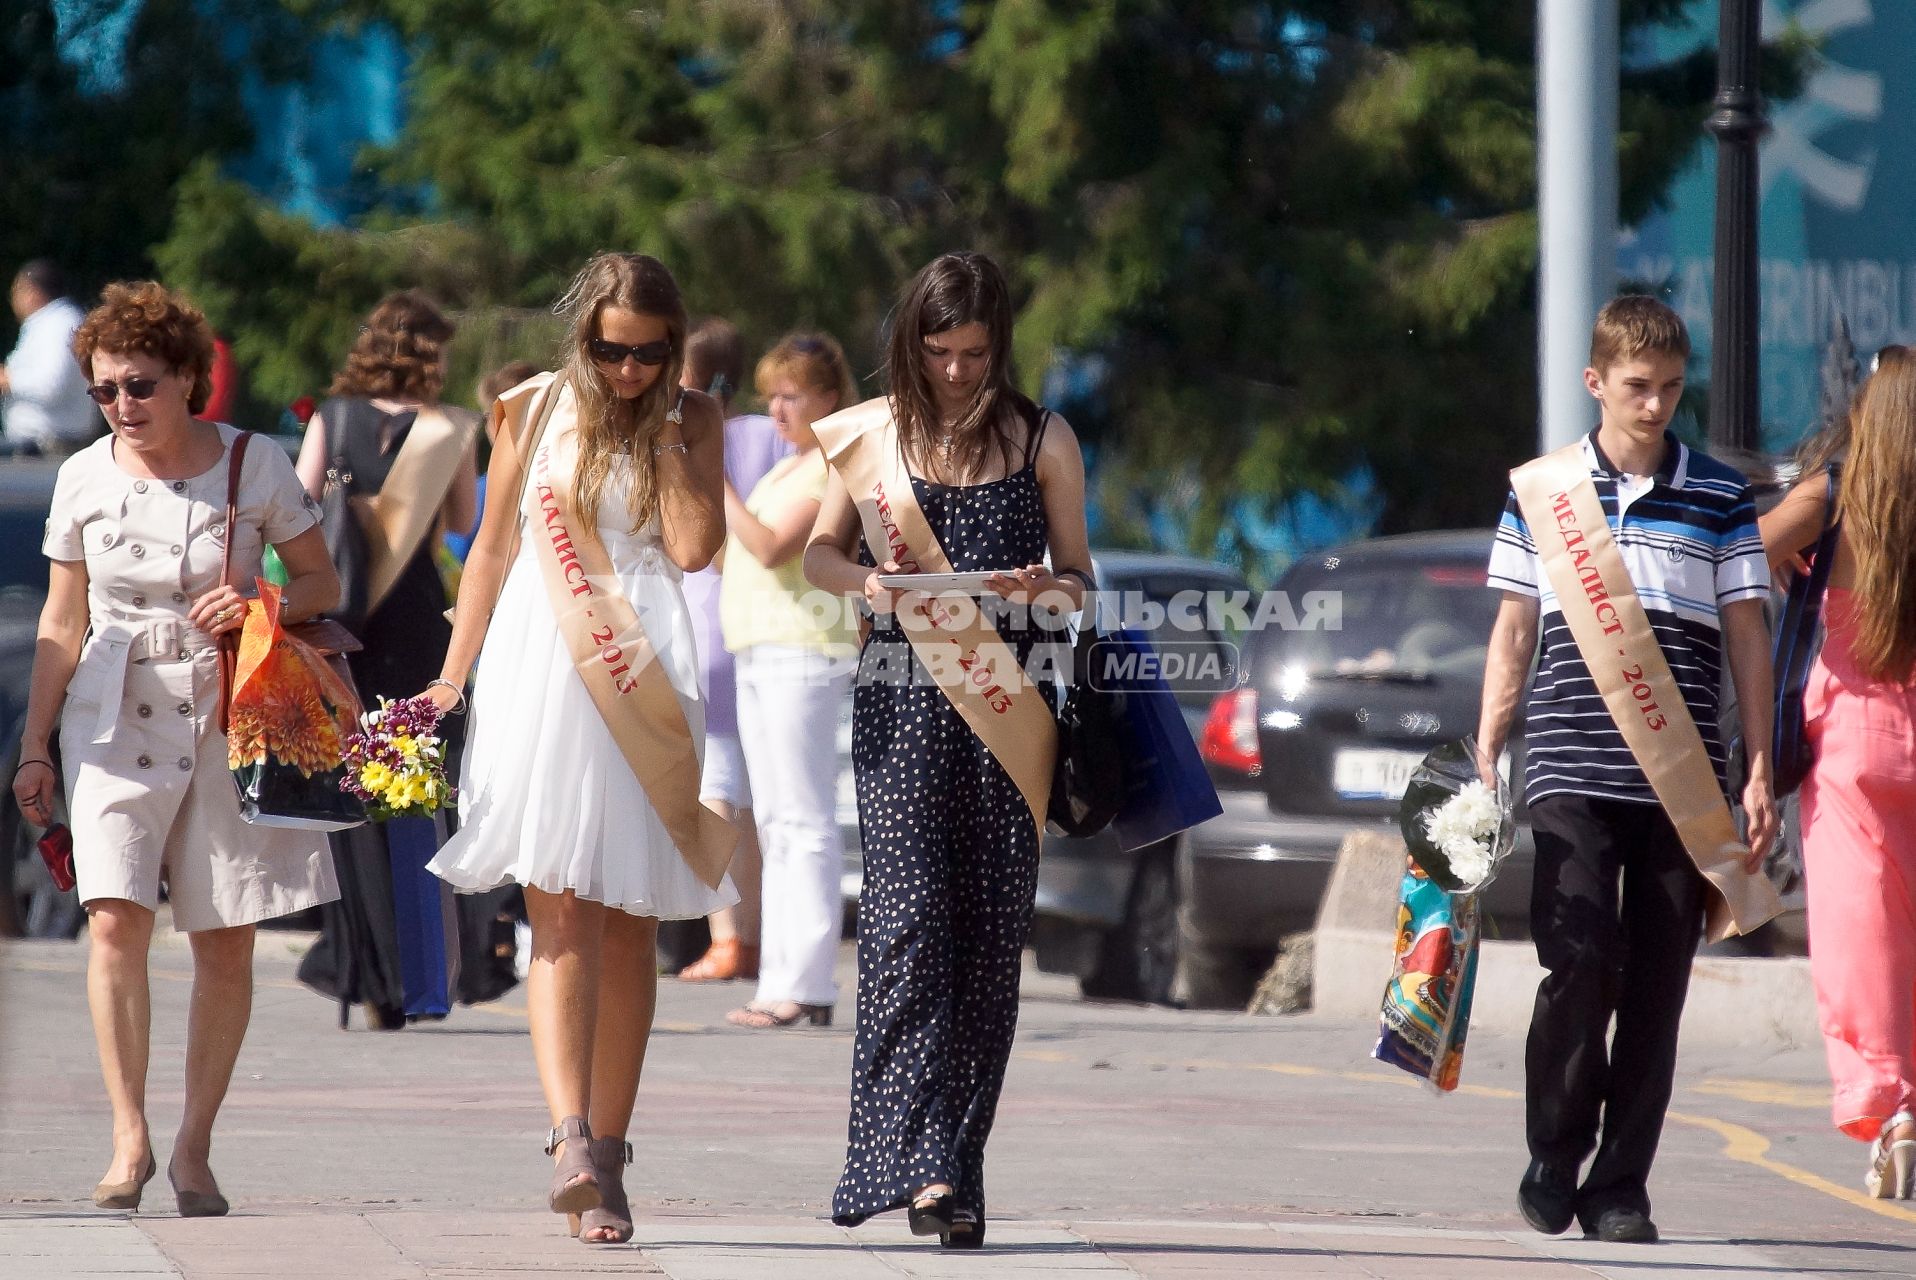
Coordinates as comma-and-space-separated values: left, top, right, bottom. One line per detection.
1475, 296, 1778, 1244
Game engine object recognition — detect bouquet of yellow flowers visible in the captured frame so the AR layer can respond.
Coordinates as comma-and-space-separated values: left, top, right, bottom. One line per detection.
340, 694, 455, 820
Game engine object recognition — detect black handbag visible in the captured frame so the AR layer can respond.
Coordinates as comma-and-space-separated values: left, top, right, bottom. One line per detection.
1771, 466, 1842, 798
1047, 621, 1127, 839
320, 420, 373, 633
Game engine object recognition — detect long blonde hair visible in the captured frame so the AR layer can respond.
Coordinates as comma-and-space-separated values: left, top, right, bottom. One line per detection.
554, 254, 687, 531
1837, 344, 1916, 683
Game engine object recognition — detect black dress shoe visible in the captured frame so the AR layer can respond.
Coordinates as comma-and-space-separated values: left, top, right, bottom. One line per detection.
1517, 1160, 1577, 1235
1588, 1207, 1659, 1244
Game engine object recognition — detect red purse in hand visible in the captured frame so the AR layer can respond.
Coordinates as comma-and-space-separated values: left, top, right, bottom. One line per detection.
38, 823, 75, 893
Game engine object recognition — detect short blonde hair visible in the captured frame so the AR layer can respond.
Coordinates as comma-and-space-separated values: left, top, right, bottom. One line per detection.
756, 332, 857, 411
1590, 295, 1690, 374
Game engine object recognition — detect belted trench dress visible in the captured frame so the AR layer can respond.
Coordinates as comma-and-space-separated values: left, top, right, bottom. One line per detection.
44, 426, 339, 932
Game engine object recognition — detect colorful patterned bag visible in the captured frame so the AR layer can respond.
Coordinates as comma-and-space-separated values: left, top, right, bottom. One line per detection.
1373, 862, 1481, 1093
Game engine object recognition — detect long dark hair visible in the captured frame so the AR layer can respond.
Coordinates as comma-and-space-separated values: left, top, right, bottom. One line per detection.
554, 253, 687, 531
884, 251, 1021, 478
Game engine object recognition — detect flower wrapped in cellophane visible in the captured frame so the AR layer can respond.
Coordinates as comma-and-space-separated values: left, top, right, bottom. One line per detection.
1373, 737, 1515, 1092
1399, 737, 1516, 893
341, 695, 455, 821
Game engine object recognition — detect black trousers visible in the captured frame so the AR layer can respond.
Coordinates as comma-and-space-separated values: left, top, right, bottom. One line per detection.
1525, 793, 1707, 1223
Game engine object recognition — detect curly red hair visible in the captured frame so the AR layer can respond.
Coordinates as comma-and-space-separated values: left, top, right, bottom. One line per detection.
328, 291, 455, 402
71, 281, 218, 415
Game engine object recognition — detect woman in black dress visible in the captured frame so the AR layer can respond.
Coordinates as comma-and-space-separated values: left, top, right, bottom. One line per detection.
292, 292, 503, 1028
804, 253, 1093, 1247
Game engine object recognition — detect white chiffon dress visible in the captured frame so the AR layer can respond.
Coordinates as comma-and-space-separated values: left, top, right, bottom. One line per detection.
429, 458, 737, 920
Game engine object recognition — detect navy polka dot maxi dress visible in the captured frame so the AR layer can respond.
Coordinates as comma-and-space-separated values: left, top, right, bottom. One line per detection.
832, 416, 1056, 1231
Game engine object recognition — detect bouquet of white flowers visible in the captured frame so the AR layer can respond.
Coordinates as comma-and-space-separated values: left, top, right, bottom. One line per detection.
1396, 737, 1515, 893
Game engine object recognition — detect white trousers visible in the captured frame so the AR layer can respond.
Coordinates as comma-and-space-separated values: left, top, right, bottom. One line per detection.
736, 645, 854, 1006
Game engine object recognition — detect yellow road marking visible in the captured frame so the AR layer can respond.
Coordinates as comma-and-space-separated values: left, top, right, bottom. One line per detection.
1667, 1109, 1916, 1226
1692, 1077, 1832, 1110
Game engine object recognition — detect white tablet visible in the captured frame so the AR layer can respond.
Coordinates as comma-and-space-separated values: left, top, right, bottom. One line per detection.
876, 571, 1006, 595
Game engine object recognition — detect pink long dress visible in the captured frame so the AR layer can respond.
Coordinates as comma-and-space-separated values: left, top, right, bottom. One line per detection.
1801, 586, 1916, 1141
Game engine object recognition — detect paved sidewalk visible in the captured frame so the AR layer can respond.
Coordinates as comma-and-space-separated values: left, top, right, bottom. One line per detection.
2, 933, 1913, 1279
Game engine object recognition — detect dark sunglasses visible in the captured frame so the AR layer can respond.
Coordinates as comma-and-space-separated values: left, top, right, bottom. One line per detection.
86, 377, 163, 405
587, 337, 672, 367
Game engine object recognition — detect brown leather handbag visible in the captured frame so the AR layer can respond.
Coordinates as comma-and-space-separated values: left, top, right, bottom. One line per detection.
215, 432, 364, 735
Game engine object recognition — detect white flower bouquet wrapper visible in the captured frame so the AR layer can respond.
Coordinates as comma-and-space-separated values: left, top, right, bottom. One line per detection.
1395, 737, 1516, 893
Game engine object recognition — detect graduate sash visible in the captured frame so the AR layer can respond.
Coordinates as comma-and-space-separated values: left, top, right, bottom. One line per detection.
509, 374, 736, 890
1511, 444, 1783, 941
357, 404, 481, 615
814, 398, 1057, 833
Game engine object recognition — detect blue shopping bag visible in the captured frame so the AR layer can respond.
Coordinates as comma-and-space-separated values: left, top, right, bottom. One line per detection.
1089, 627, 1223, 851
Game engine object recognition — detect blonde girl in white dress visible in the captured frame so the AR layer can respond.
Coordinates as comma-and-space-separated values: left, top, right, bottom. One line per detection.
422, 254, 732, 1246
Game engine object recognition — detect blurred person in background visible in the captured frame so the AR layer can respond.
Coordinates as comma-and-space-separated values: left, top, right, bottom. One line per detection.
2, 260, 98, 455
1761, 345, 1916, 1199
720, 333, 859, 1027
293, 291, 484, 1030
196, 336, 240, 425
444, 357, 539, 564
11, 281, 341, 1215
669, 318, 791, 982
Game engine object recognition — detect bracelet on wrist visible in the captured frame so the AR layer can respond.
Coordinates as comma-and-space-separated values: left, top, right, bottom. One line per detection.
12, 757, 53, 777
652, 440, 689, 456
1054, 568, 1096, 592
426, 679, 468, 715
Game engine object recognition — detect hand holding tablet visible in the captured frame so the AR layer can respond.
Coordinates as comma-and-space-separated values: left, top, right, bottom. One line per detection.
874, 571, 1007, 596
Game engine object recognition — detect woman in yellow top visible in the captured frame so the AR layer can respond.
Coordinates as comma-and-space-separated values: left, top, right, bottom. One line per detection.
719, 334, 860, 1028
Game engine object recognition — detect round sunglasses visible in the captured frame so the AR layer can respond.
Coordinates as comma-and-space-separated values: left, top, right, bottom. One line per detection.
587, 337, 672, 368
86, 376, 163, 405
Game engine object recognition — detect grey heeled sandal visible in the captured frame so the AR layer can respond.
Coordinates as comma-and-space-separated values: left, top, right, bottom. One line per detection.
579, 1136, 634, 1245
545, 1116, 602, 1216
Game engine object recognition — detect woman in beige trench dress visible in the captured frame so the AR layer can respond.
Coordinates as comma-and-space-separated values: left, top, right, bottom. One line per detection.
10, 282, 342, 1216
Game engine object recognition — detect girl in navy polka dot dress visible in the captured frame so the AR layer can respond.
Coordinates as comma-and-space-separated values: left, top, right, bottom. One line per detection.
805, 253, 1094, 1248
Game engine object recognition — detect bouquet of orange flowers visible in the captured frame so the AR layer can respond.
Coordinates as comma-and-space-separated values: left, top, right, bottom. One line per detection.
225, 581, 365, 831
340, 695, 455, 821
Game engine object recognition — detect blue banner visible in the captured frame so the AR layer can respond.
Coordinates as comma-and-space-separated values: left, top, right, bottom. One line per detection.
1622, 1, 1916, 449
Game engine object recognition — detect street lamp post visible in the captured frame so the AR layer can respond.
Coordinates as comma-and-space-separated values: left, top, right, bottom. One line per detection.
1707, 0, 1767, 453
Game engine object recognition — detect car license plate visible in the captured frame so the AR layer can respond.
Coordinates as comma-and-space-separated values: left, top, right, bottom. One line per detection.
1332, 748, 1425, 801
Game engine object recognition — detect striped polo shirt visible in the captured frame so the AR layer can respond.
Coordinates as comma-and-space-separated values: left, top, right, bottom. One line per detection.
1488, 430, 1769, 807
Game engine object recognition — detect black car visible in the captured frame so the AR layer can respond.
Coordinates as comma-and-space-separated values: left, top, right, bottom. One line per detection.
1174, 530, 1538, 1007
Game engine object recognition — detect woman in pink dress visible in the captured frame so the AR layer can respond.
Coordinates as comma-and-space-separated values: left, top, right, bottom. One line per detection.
1761, 344, 1916, 1199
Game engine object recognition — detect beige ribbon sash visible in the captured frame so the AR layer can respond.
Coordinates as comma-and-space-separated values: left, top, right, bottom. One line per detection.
814, 397, 1057, 832
523, 386, 735, 890
355, 403, 481, 614
1511, 444, 1782, 941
